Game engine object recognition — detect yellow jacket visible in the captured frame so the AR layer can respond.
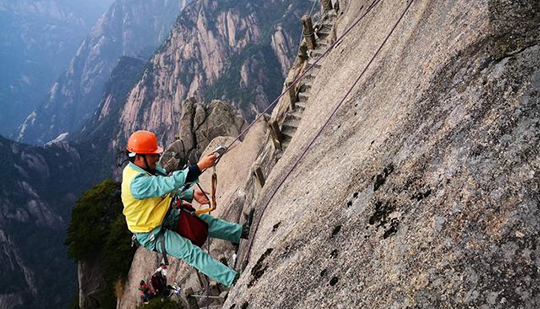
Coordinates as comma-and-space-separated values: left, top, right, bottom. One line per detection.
121, 163, 195, 233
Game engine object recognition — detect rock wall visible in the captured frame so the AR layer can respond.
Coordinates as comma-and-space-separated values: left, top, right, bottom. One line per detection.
78, 260, 105, 309
221, 0, 540, 308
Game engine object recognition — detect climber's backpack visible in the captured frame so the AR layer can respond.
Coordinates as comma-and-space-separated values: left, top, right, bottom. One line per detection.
176, 200, 209, 247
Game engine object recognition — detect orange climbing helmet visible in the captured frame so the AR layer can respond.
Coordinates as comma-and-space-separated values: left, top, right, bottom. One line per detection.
126, 130, 163, 155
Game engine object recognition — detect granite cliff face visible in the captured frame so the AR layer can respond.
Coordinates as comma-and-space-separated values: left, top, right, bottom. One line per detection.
224, 1, 540, 308
160, 98, 247, 171
16, 0, 192, 145
110, 0, 539, 308
0, 0, 112, 137
114, 0, 309, 148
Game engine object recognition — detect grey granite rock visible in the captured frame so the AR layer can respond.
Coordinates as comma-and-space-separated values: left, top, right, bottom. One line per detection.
120, 1, 540, 308
160, 99, 246, 171
222, 0, 540, 308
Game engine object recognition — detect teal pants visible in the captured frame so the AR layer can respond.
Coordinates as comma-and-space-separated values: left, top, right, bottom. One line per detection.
135, 207, 242, 286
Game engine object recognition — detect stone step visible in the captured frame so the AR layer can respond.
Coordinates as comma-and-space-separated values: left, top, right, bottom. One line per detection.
282, 133, 293, 146
284, 114, 301, 127
295, 101, 306, 111
322, 11, 338, 22
319, 22, 333, 31
282, 118, 298, 128
291, 109, 304, 120
317, 32, 330, 40
298, 82, 312, 93
303, 74, 316, 82
317, 23, 333, 33
287, 110, 302, 120
316, 28, 331, 40
282, 121, 299, 132
307, 60, 322, 69
316, 41, 329, 49
311, 49, 324, 58
298, 92, 309, 102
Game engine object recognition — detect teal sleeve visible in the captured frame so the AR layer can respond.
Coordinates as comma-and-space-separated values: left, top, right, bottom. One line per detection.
179, 188, 194, 203
131, 168, 190, 199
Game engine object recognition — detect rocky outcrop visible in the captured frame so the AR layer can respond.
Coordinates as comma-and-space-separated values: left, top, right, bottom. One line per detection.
0, 0, 112, 137
0, 294, 23, 309
221, 1, 540, 308
160, 98, 246, 171
16, 0, 192, 145
78, 260, 105, 309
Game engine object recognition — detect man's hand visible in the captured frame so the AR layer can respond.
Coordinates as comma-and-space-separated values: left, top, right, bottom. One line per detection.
197, 153, 217, 170
194, 190, 210, 205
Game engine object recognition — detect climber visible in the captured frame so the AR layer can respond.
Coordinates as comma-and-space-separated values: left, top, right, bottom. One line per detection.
121, 130, 251, 287
138, 280, 155, 303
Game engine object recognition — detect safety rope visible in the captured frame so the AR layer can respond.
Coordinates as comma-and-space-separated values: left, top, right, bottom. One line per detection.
189, 0, 386, 280
189, 0, 415, 287
243, 0, 416, 263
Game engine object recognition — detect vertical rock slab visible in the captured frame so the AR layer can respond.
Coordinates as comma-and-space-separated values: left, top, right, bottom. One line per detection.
224, 0, 540, 308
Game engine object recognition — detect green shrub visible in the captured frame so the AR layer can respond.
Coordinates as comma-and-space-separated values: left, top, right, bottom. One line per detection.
65, 179, 137, 309
65, 179, 122, 260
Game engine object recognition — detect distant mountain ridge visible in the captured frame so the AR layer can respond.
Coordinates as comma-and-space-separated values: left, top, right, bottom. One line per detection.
16, 0, 192, 145
0, 0, 113, 138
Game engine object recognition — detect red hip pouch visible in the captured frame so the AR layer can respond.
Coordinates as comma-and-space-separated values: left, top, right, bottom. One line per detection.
176, 201, 209, 247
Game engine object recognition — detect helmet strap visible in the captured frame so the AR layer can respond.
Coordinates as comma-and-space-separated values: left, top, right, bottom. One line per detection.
141, 154, 156, 175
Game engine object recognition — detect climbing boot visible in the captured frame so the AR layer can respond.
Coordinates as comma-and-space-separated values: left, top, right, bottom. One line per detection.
241, 209, 255, 239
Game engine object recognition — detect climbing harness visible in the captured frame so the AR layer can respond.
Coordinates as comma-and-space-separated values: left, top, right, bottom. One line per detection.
131, 228, 171, 266
157, 230, 169, 266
